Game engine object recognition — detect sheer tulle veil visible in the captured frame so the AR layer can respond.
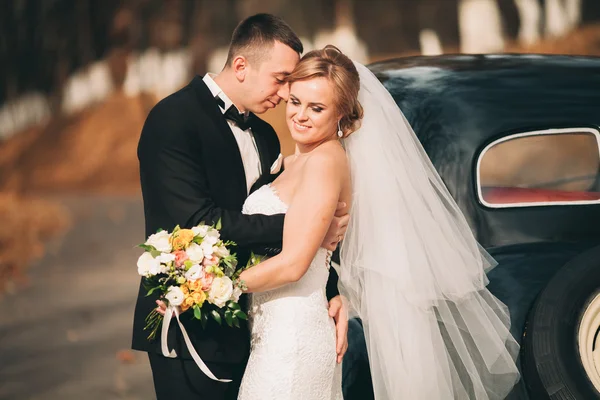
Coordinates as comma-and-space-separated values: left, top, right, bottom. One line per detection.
337, 62, 520, 399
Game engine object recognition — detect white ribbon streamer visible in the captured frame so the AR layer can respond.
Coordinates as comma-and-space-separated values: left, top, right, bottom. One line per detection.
161, 306, 232, 382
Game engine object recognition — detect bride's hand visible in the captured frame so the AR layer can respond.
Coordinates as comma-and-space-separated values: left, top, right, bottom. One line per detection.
322, 202, 349, 251
155, 300, 178, 317
328, 295, 349, 364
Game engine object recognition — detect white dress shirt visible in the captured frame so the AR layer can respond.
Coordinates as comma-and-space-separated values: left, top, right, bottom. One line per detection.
203, 74, 261, 194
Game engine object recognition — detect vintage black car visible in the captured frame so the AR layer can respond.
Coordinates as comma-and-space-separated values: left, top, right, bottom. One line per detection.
340, 54, 600, 400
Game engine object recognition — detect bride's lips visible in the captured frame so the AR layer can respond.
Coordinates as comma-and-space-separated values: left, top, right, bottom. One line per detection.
293, 120, 310, 131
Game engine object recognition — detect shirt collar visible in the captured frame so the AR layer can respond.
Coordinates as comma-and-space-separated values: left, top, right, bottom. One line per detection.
202, 73, 248, 117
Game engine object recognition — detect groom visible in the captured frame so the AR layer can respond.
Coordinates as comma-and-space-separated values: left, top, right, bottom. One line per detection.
132, 13, 349, 400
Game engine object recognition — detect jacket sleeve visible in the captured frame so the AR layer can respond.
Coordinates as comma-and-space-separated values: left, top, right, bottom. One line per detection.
325, 263, 340, 300
138, 101, 284, 250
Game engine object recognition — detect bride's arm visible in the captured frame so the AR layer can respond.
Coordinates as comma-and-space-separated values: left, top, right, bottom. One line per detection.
239, 150, 345, 293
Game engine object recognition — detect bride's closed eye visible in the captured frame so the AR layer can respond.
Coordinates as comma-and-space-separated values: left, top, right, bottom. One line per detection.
290, 97, 324, 113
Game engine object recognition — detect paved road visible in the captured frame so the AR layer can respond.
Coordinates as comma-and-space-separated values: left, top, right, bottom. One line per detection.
0, 195, 528, 400
0, 195, 155, 400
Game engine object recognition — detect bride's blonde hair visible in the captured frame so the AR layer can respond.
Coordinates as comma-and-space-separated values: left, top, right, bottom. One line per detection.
285, 45, 363, 137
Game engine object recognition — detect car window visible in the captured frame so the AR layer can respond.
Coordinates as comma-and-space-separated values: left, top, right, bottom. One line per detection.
477, 128, 600, 207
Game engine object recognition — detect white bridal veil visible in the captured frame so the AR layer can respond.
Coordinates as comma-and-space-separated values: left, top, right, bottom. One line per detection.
338, 62, 520, 399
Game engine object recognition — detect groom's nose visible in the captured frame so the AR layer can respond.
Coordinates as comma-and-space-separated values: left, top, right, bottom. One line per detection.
276, 83, 290, 101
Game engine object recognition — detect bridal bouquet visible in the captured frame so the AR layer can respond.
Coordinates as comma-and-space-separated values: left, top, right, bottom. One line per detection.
137, 221, 257, 340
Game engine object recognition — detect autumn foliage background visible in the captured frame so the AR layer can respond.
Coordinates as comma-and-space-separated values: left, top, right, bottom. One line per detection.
2, 0, 600, 293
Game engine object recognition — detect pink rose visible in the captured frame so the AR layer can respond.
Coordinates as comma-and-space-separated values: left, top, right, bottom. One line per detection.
202, 255, 219, 267
200, 272, 214, 291
174, 250, 189, 268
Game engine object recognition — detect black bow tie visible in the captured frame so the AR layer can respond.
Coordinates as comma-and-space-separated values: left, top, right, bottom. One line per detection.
215, 96, 253, 131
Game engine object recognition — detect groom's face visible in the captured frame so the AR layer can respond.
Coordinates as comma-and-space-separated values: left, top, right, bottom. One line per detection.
242, 41, 300, 114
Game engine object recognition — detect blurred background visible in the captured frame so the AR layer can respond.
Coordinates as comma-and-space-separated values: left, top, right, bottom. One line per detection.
1, 0, 600, 398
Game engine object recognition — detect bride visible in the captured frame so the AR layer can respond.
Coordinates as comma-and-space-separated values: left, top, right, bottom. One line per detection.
237, 45, 520, 399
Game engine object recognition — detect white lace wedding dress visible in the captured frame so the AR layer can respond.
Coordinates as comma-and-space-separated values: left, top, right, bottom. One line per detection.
237, 184, 343, 400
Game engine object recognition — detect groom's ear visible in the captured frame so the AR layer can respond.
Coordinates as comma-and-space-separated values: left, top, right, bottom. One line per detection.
232, 56, 248, 82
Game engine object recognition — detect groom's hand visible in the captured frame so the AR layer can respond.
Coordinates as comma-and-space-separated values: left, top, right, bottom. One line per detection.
328, 295, 349, 364
322, 202, 349, 251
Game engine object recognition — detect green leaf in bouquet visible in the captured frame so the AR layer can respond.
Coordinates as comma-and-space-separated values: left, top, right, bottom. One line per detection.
193, 236, 203, 245
216, 218, 222, 230
145, 286, 163, 297
156, 228, 165, 233
184, 260, 193, 270
201, 310, 208, 329
222, 265, 234, 277
245, 252, 265, 269
193, 305, 202, 320
139, 244, 158, 252
224, 310, 233, 327
211, 310, 222, 325
232, 317, 240, 328
150, 249, 162, 258
213, 266, 225, 277
234, 310, 248, 320
227, 301, 241, 310
222, 255, 238, 274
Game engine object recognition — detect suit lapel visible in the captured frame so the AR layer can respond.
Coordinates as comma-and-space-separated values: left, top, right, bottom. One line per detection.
191, 76, 247, 195
249, 118, 271, 177
248, 117, 274, 194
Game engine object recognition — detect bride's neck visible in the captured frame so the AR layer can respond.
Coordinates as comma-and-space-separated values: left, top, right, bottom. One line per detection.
295, 137, 341, 156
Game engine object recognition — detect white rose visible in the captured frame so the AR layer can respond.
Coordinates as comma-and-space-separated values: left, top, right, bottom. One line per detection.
184, 264, 203, 281
137, 252, 161, 276
192, 225, 209, 237
231, 286, 243, 302
204, 229, 220, 246
185, 243, 204, 262
208, 276, 234, 308
156, 253, 175, 264
201, 241, 214, 257
213, 245, 230, 258
145, 231, 172, 253
164, 286, 185, 306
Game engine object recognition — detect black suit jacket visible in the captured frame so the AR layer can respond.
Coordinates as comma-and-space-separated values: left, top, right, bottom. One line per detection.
132, 76, 340, 364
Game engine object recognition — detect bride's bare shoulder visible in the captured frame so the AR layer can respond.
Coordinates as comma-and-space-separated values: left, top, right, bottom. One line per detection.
308, 141, 347, 170
283, 154, 295, 168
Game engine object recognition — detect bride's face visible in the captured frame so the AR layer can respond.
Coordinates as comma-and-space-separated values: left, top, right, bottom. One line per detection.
286, 77, 339, 146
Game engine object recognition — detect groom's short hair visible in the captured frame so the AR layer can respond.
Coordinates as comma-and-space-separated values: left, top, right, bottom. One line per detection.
225, 13, 303, 67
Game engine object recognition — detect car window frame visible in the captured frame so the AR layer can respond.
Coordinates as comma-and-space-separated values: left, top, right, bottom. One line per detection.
476, 127, 600, 208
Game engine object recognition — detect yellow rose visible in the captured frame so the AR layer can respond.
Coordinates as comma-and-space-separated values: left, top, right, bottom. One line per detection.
188, 279, 201, 292
192, 291, 207, 306
180, 295, 195, 312
170, 229, 195, 250
181, 284, 189, 295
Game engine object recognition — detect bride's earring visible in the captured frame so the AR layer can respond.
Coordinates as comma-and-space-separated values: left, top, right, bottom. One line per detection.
337, 121, 343, 138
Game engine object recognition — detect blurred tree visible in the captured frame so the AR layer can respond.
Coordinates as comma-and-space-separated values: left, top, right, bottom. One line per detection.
497, 0, 521, 40
1, 0, 599, 111
353, 0, 461, 57
582, 0, 600, 24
